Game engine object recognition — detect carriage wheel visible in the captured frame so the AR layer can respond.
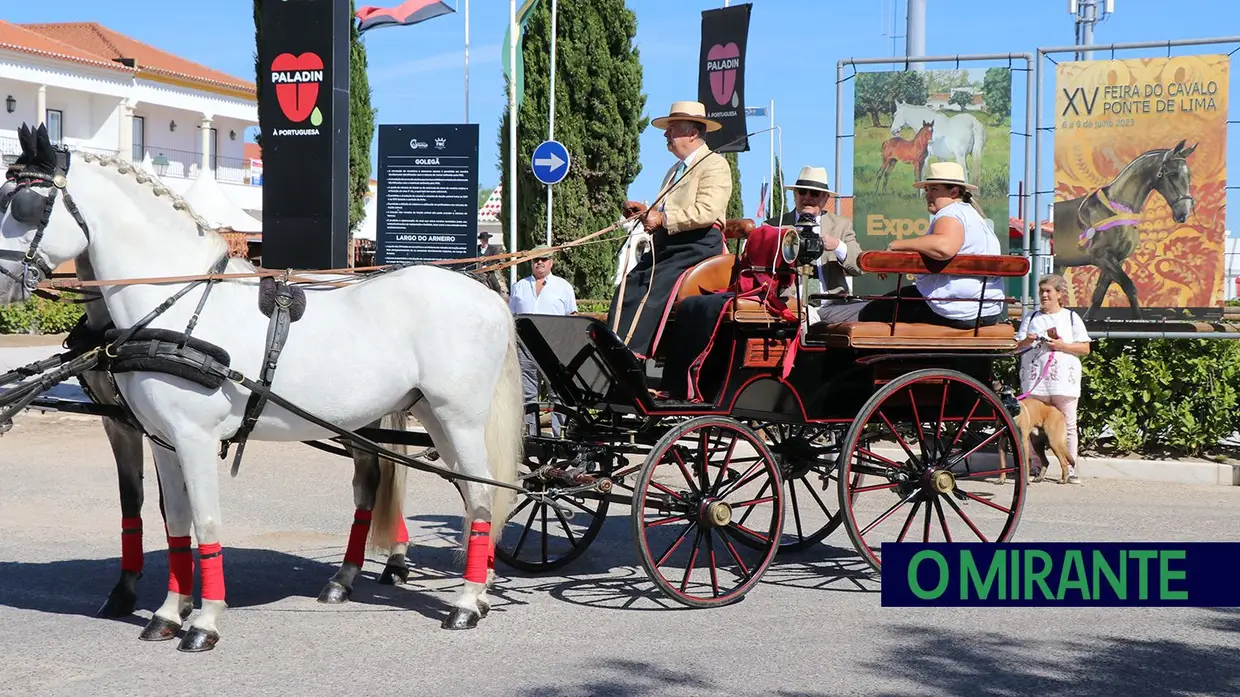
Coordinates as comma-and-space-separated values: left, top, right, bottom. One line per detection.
494, 403, 611, 573
632, 416, 783, 608
837, 369, 1026, 572
740, 422, 845, 553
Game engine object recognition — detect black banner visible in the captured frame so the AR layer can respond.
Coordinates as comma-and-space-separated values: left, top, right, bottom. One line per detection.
698, 3, 752, 153
258, 0, 351, 269
375, 124, 479, 265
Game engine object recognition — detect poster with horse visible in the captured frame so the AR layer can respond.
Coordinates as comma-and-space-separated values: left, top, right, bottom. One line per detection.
851, 67, 1013, 298
1053, 55, 1228, 323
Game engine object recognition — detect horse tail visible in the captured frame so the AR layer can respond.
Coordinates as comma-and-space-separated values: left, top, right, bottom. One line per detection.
368, 410, 409, 555
479, 317, 524, 553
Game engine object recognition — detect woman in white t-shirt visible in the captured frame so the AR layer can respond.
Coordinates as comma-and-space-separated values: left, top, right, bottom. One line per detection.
814, 162, 1006, 328
1015, 273, 1092, 484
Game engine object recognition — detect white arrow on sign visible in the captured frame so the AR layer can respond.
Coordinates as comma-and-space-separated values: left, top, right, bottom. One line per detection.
534, 152, 566, 171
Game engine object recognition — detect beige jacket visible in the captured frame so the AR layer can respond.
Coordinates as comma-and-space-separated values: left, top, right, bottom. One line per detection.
655, 144, 732, 235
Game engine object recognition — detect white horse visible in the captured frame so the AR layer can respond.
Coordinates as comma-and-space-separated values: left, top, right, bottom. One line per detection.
889, 100, 987, 184
0, 124, 523, 651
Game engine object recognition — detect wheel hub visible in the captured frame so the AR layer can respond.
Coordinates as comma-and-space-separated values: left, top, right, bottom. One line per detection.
928, 469, 956, 494
771, 436, 818, 480
701, 500, 733, 527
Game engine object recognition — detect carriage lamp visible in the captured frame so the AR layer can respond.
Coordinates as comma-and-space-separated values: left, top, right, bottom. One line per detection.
780, 214, 825, 268
5, 95, 14, 114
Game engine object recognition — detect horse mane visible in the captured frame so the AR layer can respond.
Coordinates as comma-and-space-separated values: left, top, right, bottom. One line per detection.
75, 151, 256, 273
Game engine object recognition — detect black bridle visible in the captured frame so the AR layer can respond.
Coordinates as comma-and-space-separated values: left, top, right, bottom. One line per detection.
0, 146, 92, 298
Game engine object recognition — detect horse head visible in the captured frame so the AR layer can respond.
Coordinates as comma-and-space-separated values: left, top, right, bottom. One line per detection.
889, 100, 909, 136
1154, 139, 1197, 223
0, 122, 89, 303
915, 120, 934, 145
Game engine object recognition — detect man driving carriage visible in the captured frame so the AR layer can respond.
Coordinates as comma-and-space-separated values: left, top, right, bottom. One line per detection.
607, 100, 732, 358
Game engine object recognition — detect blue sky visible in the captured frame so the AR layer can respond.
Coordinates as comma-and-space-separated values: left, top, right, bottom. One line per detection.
6, 0, 1236, 232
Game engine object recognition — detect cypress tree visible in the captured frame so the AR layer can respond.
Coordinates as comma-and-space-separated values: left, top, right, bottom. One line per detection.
498, 0, 647, 301
769, 153, 787, 221
724, 151, 743, 219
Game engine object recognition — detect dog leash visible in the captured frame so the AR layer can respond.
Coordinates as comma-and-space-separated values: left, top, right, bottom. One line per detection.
1015, 336, 1056, 401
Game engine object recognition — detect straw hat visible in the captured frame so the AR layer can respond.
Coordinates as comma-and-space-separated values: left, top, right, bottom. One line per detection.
651, 101, 722, 133
783, 166, 837, 196
913, 161, 978, 191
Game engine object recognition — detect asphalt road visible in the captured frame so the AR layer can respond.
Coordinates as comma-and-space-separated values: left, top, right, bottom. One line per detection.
1, 412, 1238, 697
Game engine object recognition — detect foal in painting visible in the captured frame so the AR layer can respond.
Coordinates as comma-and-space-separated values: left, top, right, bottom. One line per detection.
875, 120, 933, 193
0, 124, 523, 651
1051, 140, 1197, 319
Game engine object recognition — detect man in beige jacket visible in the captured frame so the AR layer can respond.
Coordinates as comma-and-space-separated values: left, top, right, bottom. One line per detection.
608, 101, 732, 357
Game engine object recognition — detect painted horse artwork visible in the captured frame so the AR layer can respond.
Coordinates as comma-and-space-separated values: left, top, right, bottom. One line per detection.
0, 124, 524, 651
875, 120, 934, 193
889, 100, 987, 185
1052, 140, 1197, 320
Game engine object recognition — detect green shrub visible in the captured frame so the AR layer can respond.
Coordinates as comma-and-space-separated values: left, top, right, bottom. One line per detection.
0, 296, 85, 335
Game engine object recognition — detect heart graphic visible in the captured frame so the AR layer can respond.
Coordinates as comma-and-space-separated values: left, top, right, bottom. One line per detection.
271, 52, 324, 124
707, 43, 740, 106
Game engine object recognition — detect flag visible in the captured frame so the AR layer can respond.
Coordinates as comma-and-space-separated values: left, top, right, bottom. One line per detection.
755, 181, 768, 219
502, 0, 542, 108
356, 0, 455, 34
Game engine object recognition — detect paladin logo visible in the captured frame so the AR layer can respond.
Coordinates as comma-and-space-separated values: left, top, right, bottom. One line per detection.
271, 52, 324, 128
706, 43, 740, 108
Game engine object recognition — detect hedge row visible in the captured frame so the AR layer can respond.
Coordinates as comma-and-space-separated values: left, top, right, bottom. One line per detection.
0, 297, 85, 335
6, 295, 1237, 457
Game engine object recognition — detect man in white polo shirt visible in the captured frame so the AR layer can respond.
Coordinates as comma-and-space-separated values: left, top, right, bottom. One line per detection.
510, 244, 577, 435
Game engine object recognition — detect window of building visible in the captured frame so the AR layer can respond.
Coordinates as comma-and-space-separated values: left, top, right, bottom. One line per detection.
132, 115, 145, 162
45, 109, 63, 145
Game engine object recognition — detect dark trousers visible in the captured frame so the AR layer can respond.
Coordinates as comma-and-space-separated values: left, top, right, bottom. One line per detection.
608, 226, 724, 357
816, 286, 1001, 329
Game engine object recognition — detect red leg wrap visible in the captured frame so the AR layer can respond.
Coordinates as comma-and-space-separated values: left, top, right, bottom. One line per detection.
167, 535, 193, 595
344, 509, 373, 567
394, 516, 409, 545
121, 517, 143, 573
198, 542, 225, 602
464, 521, 491, 584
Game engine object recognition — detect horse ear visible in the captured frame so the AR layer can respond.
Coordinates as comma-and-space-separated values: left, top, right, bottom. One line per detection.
1180, 142, 1197, 158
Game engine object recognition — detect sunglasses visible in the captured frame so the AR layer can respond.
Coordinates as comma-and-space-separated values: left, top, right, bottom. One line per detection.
795, 189, 826, 198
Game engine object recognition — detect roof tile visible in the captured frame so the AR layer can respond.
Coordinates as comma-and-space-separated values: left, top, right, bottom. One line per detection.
0, 19, 133, 72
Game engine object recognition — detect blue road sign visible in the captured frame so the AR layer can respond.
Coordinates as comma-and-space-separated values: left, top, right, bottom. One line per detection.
531, 140, 570, 185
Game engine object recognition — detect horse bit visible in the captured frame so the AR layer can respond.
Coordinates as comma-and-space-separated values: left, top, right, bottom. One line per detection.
0, 145, 92, 297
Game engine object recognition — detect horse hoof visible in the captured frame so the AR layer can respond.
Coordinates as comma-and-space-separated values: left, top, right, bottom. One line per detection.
138, 615, 181, 642
440, 607, 480, 630
317, 580, 352, 604
378, 559, 410, 586
97, 587, 137, 618
177, 626, 219, 653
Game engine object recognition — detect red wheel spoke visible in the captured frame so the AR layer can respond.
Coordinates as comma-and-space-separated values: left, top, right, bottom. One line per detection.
852, 480, 902, 494
670, 449, 702, 496
655, 520, 697, 566
649, 479, 691, 503
941, 494, 989, 542
729, 495, 777, 509
934, 497, 954, 542
716, 461, 765, 499
718, 529, 754, 578
855, 447, 904, 470
705, 531, 721, 598
727, 521, 770, 544
896, 499, 923, 543
907, 387, 928, 457
710, 431, 739, 493
877, 410, 920, 463
734, 477, 772, 528
680, 528, 704, 593
922, 498, 933, 542
858, 490, 919, 537
944, 397, 982, 456
646, 514, 689, 527
955, 467, 1017, 480
944, 427, 1008, 470
956, 488, 1013, 514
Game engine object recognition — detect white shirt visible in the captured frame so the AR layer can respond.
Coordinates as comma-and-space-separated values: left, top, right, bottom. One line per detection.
1016, 307, 1092, 398
509, 273, 577, 316
915, 201, 1005, 320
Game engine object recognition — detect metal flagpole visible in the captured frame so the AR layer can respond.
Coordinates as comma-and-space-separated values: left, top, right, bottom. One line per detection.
508, 0, 518, 287
769, 98, 774, 216
464, 0, 470, 122
545, 0, 557, 247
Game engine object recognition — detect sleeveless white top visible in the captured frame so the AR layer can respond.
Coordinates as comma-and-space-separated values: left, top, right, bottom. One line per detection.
914, 201, 1006, 320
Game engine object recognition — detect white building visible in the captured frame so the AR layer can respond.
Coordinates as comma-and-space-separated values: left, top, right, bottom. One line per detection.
0, 20, 260, 219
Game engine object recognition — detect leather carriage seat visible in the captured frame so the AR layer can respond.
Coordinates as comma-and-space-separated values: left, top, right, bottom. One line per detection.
808, 320, 1016, 350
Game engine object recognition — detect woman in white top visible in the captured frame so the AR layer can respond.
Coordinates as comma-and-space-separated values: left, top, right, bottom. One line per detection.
1015, 273, 1092, 484
814, 162, 1006, 328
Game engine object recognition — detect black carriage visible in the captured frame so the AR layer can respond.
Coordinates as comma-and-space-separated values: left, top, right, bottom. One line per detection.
497, 219, 1031, 607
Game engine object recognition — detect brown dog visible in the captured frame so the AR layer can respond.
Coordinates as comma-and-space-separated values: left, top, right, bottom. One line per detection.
998, 397, 1074, 485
